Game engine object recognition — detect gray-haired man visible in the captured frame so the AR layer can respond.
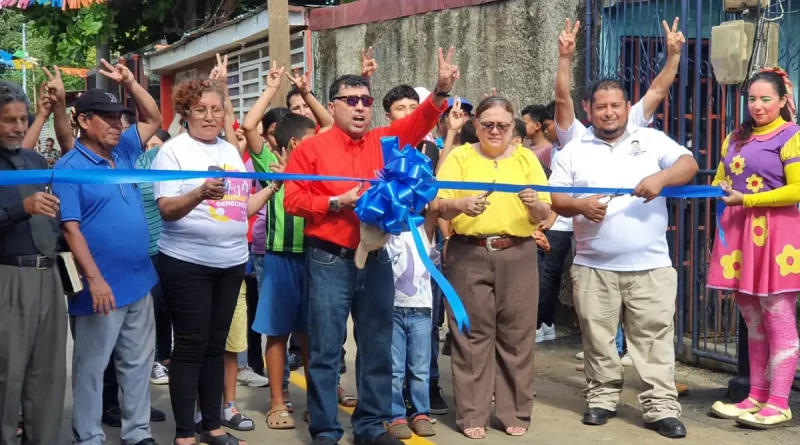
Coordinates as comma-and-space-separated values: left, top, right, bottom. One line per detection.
0, 80, 67, 445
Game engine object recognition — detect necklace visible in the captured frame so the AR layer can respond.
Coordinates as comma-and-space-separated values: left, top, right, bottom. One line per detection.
191, 135, 221, 167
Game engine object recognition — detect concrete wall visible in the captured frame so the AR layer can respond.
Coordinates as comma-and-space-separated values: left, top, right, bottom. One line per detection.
312, 0, 586, 127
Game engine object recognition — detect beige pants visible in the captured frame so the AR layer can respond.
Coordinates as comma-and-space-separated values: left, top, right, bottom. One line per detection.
225, 281, 248, 354
571, 265, 681, 422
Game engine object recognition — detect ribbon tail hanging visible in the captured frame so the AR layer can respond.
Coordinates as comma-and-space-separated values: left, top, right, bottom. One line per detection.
407, 214, 470, 333
715, 199, 728, 249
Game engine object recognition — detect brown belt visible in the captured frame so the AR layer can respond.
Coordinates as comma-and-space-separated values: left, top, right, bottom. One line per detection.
452, 234, 530, 252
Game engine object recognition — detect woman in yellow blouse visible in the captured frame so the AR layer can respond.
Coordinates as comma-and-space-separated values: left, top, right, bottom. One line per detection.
437, 96, 551, 439
707, 68, 800, 428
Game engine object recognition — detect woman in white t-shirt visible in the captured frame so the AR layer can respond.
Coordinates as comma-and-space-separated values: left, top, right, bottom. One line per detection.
152, 78, 256, 445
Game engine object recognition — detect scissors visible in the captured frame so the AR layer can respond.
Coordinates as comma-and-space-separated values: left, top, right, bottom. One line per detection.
479, 180, 497, 199
598, 192, 625, 204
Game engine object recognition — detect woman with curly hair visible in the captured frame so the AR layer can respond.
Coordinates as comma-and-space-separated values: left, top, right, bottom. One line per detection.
152, 76, 262, 445
708, 68, 800, 429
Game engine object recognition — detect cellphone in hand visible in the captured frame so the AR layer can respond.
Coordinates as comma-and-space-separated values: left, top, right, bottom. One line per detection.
207, 166, 224, 181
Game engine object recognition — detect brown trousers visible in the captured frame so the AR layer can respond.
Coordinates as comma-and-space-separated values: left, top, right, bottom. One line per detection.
445, 237, 538, 431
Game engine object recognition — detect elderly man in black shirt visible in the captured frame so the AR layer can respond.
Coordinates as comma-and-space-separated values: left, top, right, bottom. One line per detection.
0, 80, 66, 445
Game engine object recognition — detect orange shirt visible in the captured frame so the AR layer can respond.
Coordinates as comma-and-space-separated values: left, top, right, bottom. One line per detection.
283, 96, 447, 249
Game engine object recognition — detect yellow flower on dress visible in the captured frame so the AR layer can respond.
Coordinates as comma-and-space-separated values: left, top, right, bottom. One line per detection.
720, 250, 744, 280
776, 245, 800, 277
730, 155, 745, 175
746, 174, 765, 193
751, 216, 768, 247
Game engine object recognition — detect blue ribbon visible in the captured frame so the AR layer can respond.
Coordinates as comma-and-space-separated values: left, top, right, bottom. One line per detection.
0, 144, 731, 334
716, 199, 728, 249
353, 137, 470, 333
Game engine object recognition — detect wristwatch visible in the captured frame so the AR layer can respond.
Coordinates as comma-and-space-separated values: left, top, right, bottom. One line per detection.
434, 88, 451, 98
329, 196, 341, 212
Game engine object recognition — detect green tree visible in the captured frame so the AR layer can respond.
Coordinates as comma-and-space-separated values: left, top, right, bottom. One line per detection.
0, 9, 87, 99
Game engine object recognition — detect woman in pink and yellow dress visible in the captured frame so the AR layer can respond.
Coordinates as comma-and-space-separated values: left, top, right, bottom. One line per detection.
708, 68, 800, 429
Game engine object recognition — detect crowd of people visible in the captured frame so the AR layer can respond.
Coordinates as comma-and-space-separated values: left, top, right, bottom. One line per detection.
1, 13, 799, 445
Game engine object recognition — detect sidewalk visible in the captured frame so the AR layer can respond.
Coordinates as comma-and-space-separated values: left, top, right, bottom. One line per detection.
51, 328, 799, 444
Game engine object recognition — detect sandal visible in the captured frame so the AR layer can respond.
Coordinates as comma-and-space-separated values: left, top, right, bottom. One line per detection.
337, 386, 357, 408
221, 410, 255, 432
464, 427, 486, 439
283, 390, 294, 413
266, 405, 295, 430
386, 420, 413, 439
200, 431, 247, 445
411, 415, 436, 437
505, 426, 527, 436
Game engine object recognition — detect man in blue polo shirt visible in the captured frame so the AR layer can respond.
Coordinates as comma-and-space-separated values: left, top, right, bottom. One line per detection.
53, 59, 162, 445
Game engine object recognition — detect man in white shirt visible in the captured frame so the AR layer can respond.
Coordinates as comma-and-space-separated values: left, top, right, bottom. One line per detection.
549, 79, 697, 439
535, 17, 685, 345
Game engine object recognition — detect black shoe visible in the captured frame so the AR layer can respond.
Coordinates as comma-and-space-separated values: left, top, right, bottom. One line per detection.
441, 333, 452, 356
429, 380, 449, 415
354, 432, 404, 445
288, 353, 302, 371
644, 417, 687, 439
133, 439, 158, 445
150, 407, 166, 422
582, 408, 617, 426
102, 406, 122, 427
312, 436, 339, 445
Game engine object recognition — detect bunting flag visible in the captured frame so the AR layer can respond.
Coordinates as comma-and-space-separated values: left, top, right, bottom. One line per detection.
0, 0, 103, 9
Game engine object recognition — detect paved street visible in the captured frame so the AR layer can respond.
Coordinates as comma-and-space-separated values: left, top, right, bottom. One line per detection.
52, 326, 800, 445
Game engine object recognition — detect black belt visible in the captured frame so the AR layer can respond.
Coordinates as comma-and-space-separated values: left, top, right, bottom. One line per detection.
307, 237, 379, 261
0, 255, 56, 269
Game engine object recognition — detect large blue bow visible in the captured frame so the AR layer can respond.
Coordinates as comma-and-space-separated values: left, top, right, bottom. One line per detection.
354, 137, 470, 333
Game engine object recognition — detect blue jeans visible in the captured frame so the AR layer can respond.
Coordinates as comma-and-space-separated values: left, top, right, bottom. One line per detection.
306, 246, 394, 441
392, 308, 432, 421
616, 325, 624, 356
430, 276, 442, 382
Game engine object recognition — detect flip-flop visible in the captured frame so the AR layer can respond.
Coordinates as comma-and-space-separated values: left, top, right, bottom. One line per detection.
221, 411, 255, 432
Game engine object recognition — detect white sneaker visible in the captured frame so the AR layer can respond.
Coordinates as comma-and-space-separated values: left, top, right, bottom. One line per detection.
620, 353, 633, 367
150, 362, 169, 385
535, 323, 557, 343
236, 366, 269, 387
575, 351, 585, 360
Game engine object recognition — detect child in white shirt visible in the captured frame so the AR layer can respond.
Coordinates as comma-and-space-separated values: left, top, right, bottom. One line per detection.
385, 204, 440, 439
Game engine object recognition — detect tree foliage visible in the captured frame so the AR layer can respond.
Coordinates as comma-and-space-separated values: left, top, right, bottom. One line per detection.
0, 9, 87, 98
23, 0, 265, 62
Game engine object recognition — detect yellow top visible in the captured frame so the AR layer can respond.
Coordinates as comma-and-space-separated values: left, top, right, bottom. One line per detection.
436, 143, 551, 237
713, 117, 800, 207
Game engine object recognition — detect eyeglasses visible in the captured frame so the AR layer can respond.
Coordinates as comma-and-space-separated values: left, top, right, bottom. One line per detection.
478, 121, 512, 133
191, 107, 225, 119
333, 95, 375, 107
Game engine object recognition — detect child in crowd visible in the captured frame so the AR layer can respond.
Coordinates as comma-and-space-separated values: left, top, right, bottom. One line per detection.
385, 201, 441, 439
383, 84, 450, 416
520, 103, 556, 168
251, 113, 317, 429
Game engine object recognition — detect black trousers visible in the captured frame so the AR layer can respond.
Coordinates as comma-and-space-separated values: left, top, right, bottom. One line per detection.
158, 253, 245, 439
537, 230, 573, 327
244, 274, 264, 372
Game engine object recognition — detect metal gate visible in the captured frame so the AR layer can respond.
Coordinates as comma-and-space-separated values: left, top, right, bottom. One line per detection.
584, 0, 800, 368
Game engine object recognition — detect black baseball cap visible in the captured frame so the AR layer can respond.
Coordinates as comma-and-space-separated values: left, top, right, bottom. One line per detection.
74, 89, 134, 115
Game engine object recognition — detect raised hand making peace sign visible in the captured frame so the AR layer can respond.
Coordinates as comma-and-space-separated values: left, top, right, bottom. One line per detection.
42, 66, 65, 105
662, 17, 685, 57
361, 47, 378, 78
284, 67, 312, 95
99, 58, 135, 86
436, 46, 460, 95
558, 19, 581, 58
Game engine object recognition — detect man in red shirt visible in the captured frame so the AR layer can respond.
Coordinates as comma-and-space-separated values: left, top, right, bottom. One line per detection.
283, 47, 459, 445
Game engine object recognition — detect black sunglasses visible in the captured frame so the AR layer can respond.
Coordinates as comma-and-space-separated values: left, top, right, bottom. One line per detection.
334, 95, 375, 107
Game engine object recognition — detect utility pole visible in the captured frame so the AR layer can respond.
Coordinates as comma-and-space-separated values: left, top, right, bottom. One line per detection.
268, 0, 291, 107
21, 23, 27, 94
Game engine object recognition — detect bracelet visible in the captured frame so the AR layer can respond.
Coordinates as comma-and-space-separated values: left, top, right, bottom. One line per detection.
269, 182, 282, 193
